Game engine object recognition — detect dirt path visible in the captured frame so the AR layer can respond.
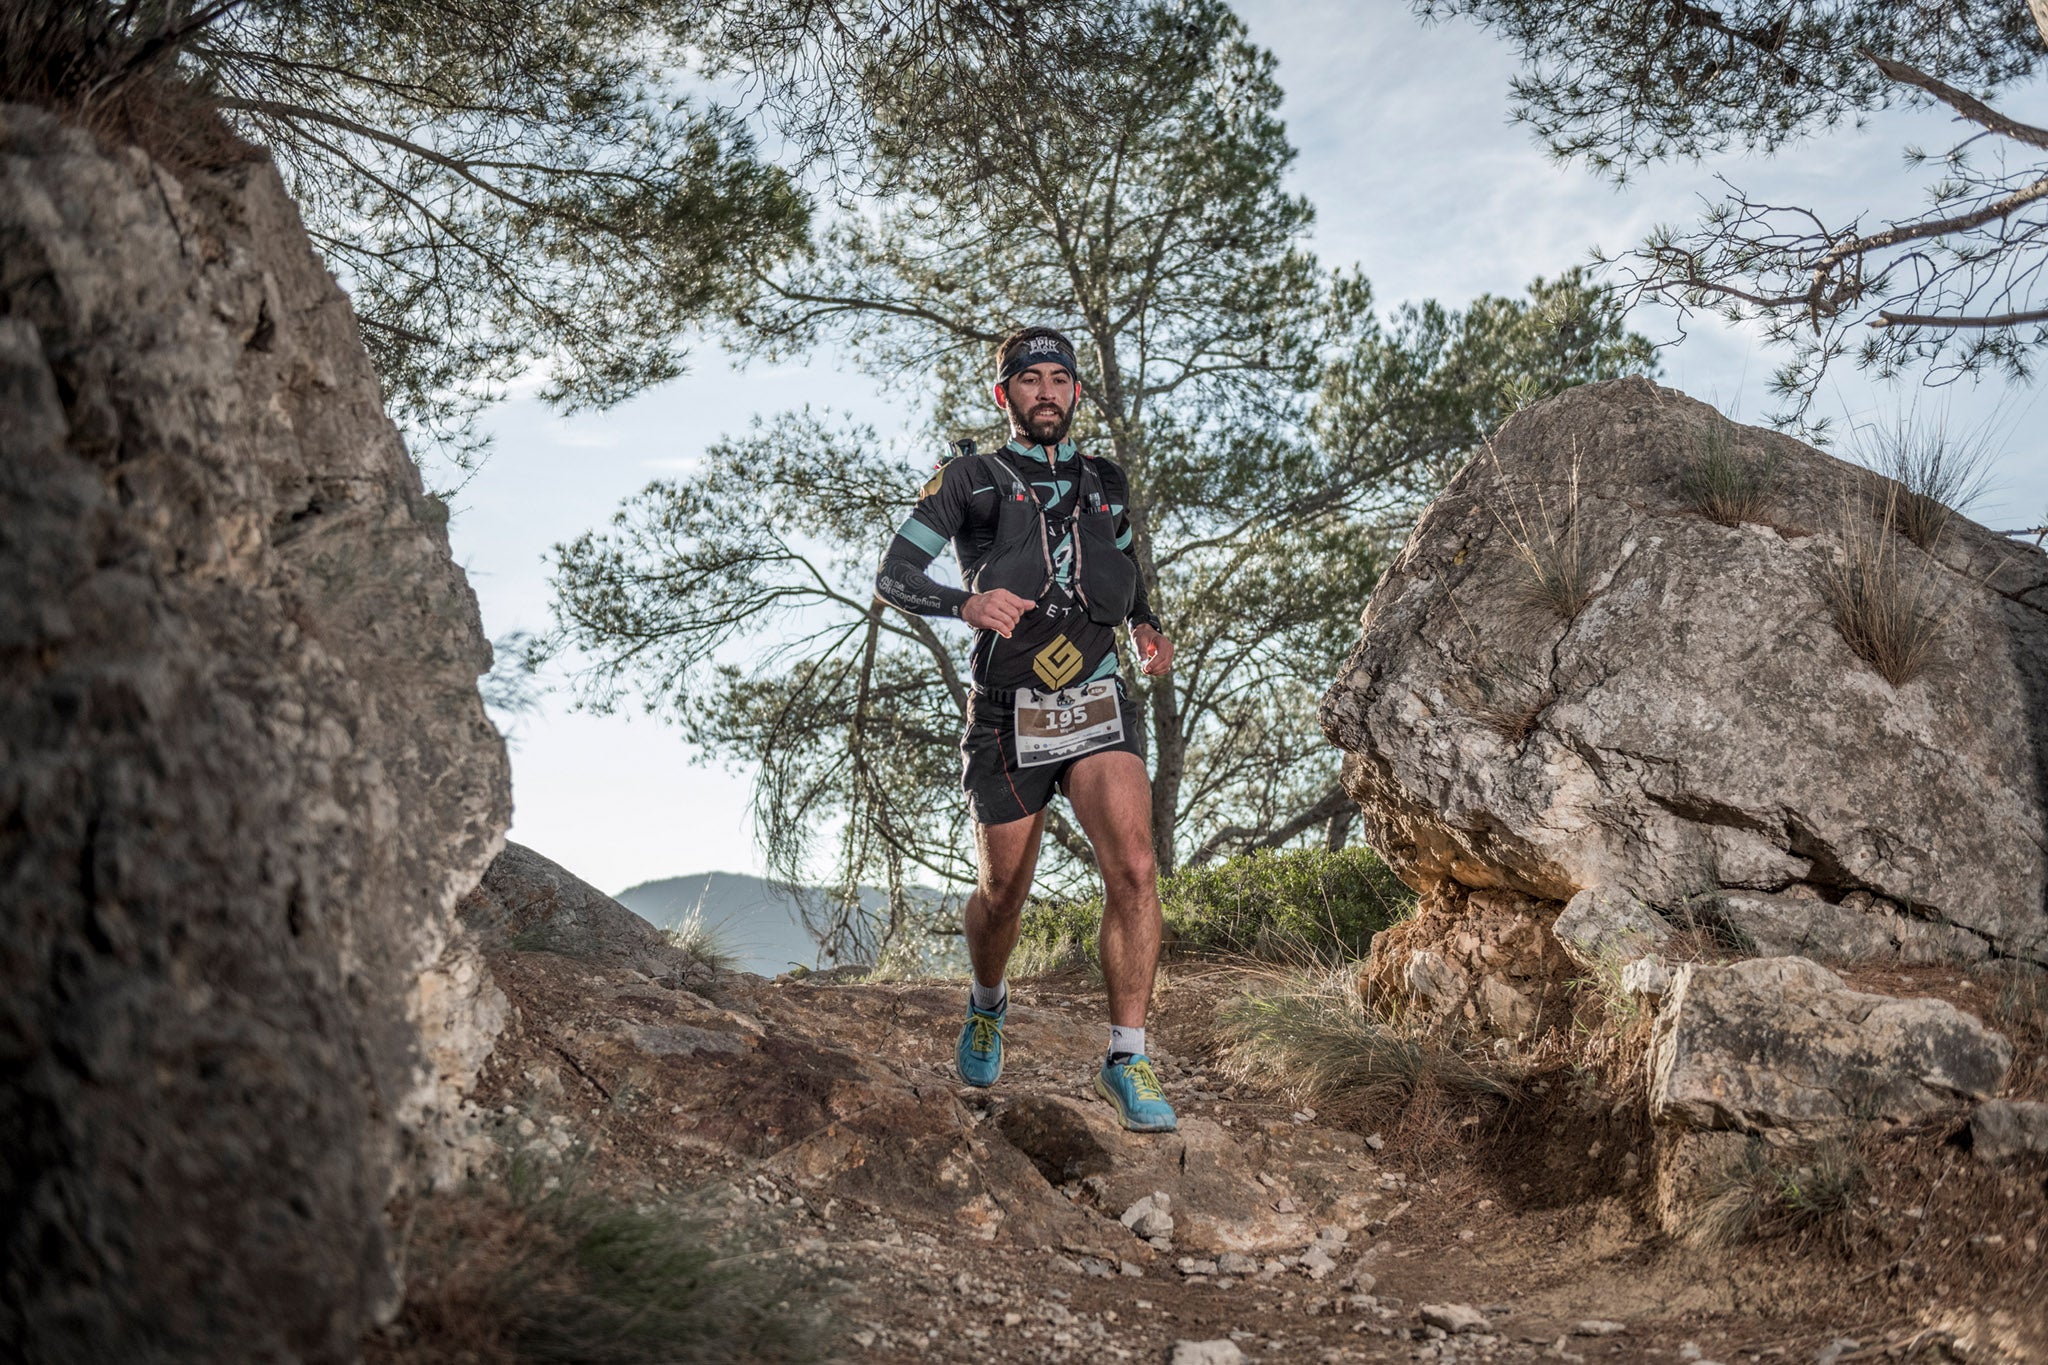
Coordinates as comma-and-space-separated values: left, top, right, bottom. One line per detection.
407, 945, 2043, 1365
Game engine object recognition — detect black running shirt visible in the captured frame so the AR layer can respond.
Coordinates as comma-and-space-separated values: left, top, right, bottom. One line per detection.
875, 439, 1161, 693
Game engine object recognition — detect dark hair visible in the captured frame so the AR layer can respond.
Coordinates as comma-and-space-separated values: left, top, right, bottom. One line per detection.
995, 325, 1078, 385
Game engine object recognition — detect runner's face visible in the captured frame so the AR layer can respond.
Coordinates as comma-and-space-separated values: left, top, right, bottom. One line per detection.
997, 363, 1080, 445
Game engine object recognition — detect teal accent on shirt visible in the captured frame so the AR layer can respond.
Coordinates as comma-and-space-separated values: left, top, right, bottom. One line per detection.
1115, 528, 1133, 550
1085, 653, 1119, 683
1006, 438, 1077, 466
897, 516, 948, 558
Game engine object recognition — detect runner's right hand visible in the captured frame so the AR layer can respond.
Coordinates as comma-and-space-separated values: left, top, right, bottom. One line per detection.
962, 589, 1033, 638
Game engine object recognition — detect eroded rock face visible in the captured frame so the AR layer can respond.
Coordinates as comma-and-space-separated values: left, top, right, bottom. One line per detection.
1319, 378, 2048, 967
1358, 886, 1575, 1037
1647, 958, 2011, 1134
0, 105, 509, 1360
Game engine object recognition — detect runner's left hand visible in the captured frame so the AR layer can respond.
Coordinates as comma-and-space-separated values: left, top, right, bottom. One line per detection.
1132, 624, 1174, 676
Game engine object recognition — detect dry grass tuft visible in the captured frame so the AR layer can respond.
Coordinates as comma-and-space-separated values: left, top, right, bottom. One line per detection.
1849, 415, 1995, 550
661, 911, 740, 975
1455, 654, 1556, 742
1444, 593, 1558, 741
1679, 419, 1781, 527
1820, 486, 1956, 687
1213, 966, 1517, 1125
1, 1, 257, 174
1485, 441, 1595, 623
1685, 1135, 1867, 1252
369, 1159, 821, 1364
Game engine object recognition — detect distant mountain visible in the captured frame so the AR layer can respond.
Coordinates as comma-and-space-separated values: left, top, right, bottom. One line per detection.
611, 872, 823, 977
611, 872, 950, 978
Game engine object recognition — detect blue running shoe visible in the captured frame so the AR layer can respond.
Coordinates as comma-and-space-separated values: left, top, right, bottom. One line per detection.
1095, 1054, 1178, 1132
956, 998, 1005, 1087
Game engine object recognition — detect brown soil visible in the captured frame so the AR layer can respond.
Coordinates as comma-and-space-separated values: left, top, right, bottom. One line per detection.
370, 951, 2048, 1365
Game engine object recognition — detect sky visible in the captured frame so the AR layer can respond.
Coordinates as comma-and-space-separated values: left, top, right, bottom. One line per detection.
448, 4, 2048, 898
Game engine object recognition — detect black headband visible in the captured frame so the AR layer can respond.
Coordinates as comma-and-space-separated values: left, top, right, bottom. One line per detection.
998, 335, 1078, 382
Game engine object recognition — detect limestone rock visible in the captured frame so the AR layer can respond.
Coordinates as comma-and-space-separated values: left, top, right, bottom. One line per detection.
0, 105, 509, 1359
1121, 1191, 1176, 1240
1420, 1303, 1488, 1334
1716, 891, 1990, 966
1647, 957, 2012, 1133
1621, 957, 1672, 998
996, 1093, 1311, 1251
1361, 886, 1574, 1034
1320, 378, 2047, 967
1971, 1099, 2048, 1165
461, 840, 710, 984
1552, 887, 1671, 970
1170, 1341, 1247, 1365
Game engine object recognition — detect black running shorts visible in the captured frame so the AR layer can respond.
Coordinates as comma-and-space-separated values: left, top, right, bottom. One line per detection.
960, 680, 1147, 825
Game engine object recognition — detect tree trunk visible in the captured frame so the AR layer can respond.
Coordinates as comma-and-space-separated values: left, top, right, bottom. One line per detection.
1148, 677, 1186, 875
1324, 805, 1354, 852
2031, 0, 2048, 51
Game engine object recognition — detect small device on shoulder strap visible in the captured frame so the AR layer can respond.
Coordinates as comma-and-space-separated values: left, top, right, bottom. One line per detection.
918, 438, 978, 500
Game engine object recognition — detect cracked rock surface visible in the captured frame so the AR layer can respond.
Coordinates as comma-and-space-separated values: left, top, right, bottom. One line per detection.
1318, 377, 2048, 966
0, 104, 509, 1361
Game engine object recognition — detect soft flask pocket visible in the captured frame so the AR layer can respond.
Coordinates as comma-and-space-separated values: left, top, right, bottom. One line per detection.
967, 469, 1053, 601
1076, 509, 1137, 625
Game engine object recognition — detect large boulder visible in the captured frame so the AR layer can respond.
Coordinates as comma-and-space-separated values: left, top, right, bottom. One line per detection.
1646, 957, 2011, 1134
0, 104, 510, 1361
1320, 378, 2048, 967
460, 840, 710, 985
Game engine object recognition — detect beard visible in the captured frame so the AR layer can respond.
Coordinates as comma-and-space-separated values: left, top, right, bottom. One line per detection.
1015, 398, 1075, 445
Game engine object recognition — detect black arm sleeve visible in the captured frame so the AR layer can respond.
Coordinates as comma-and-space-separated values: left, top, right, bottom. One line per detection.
876, 537, 971, 618
875, 459, 975, 618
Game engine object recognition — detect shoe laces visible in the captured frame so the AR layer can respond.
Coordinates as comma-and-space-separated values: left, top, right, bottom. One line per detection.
968, 1014, 1002, 1053
1122, 1058, 1164, 1103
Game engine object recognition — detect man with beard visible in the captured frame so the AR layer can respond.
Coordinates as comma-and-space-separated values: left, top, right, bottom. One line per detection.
874, 326, 1179, 1131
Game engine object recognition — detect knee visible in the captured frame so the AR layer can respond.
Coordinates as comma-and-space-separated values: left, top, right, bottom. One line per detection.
977, 878, 1033, 922
1102, 851, 1158, 909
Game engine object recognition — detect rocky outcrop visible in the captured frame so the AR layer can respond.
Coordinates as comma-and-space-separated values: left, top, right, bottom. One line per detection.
1319, 378, 2048, 968
1714, 889, 1991, 965
462, 840, 713, 984
0, 103, 509, 1362
1647, 958, 2011, 1134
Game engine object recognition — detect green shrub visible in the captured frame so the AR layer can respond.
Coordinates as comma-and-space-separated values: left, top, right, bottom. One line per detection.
1164, 845, 1413, 960
1012, 893, 1106, 975
1012, 845, 1414, 972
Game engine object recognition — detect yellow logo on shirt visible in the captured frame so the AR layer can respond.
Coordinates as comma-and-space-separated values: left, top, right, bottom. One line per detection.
1032, 635, 1084, 689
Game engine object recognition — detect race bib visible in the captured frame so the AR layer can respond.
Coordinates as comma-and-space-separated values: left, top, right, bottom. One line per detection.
1013, 680, 1124, 768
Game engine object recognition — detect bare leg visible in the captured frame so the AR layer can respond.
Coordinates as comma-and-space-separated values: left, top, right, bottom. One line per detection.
964, 809, 1046, 991
1063, 750, 1160, 1029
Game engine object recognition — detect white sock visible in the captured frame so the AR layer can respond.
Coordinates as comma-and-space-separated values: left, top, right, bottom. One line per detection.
1108, 1025, 1146, 1059
971, 977, 1006, 1012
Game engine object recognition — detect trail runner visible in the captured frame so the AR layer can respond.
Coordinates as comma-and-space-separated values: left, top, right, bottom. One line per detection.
874, 326, 1178, 1132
